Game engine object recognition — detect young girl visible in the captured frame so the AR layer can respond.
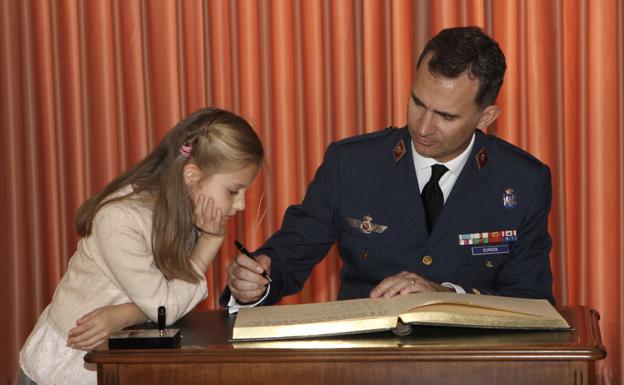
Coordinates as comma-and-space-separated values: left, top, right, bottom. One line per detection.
19, 108, 265, 385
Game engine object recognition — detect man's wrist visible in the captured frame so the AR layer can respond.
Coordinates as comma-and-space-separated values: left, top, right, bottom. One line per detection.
227, 284, 271, 314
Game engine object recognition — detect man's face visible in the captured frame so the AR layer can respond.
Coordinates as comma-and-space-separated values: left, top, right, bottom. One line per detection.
407, 55, 498, 162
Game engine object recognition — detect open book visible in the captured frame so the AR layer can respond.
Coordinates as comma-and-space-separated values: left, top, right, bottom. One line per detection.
232, 292, 571, 341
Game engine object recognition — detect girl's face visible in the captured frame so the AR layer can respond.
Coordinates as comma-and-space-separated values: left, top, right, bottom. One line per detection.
189, 163, 259, 228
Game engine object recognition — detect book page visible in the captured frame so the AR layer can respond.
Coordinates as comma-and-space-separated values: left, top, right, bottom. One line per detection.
236, 296, 399, 328
392, 292, 564, 319
392, 293, 569, 329
233, 297, 400, 340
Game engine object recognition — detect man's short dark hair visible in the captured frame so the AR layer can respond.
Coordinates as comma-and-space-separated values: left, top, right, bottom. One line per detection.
416, 26, 506, 108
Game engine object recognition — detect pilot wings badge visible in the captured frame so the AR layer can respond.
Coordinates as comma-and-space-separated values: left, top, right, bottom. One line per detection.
346, 215, 388, 234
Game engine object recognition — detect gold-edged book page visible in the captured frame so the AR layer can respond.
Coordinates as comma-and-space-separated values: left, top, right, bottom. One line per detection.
233, 297, 400, 341
395, 293, 570, 329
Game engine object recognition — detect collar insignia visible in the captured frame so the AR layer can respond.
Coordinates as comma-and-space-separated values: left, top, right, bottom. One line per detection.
393, 139, 406, 161
475, 147, 487, 170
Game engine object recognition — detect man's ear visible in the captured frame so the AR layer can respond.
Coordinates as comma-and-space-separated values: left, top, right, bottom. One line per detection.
476, 105, 500, 130
183, 162, 203, 188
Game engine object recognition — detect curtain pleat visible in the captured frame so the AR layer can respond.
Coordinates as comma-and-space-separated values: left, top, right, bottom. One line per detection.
390, 0, 411, 126
53, 0, 84, 272
619, 0, 624, 370
1, 3, 26, 382
21, 0, 46, 308
237, 0, 266, 286
525, 0, 565, 299
116, 0, 150, 166
586, 2, 621, 381
362, 0, 386, 131
1, 1, 622, 383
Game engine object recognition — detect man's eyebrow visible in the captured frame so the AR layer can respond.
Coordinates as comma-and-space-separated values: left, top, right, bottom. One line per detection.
411, 91, 461, 120
411, 92, 426, 107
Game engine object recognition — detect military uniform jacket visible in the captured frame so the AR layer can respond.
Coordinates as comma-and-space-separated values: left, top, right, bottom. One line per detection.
257, 127, 554, 305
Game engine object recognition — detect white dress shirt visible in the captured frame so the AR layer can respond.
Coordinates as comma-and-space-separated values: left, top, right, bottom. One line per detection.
412, 133, 475, 201
411, 133, 476, 294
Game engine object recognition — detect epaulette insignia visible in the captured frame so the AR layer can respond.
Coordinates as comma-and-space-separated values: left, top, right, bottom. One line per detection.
393, 139, 406, 161
475, 147, 487, 170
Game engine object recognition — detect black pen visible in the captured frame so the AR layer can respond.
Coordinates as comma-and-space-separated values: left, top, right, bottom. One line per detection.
234, 240, 272, 282
158, 306, 166, 337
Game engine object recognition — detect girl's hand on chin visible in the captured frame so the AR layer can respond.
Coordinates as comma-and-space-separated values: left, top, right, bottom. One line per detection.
193, 194, 225, 237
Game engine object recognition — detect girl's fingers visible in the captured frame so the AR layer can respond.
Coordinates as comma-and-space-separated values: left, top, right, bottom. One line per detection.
68, 325, 100, 345
73, 333, 106, 351
203, 197, 221, 232
197, 195, 215, 230
194, 196, 226, 235
75, 307, 101, 326
213, 208, 222, 226
200, 194, 207, 215
68, 322, 91, 338
194, 194, 204, 218
205, 197, 215, 220
83, 337, 107, 351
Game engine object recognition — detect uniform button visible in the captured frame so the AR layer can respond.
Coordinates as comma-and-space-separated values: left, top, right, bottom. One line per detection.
485, 260, 494, 268
422, 255, 433, 266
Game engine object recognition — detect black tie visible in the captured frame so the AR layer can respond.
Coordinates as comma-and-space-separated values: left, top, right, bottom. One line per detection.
421, 164, 448, 233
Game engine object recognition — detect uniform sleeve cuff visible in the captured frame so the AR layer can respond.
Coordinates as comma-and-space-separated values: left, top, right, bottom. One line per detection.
441, 282, 466, 294
227, 284, 271, 314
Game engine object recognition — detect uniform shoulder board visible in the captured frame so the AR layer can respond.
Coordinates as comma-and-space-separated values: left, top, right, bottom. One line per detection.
489, 133, 546, 166
334, 127, 396, 146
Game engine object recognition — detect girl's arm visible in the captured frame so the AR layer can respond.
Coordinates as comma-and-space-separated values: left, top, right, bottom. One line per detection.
67, 194, 226, 351
79, 193, 227, 337
67, 303, 147, 350
67, 228, 222, 352
190, 231, 225, 272
190, 194, 226, 272
92, 207, 209, 325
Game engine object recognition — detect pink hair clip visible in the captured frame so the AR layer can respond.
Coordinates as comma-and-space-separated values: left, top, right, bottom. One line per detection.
179, 142, 193, 158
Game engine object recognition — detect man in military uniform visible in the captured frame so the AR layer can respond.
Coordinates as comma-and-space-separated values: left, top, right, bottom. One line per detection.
225, 26, 554, 308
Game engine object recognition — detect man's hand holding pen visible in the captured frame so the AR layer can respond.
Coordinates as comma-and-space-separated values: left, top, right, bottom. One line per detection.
227, 241, 272, 304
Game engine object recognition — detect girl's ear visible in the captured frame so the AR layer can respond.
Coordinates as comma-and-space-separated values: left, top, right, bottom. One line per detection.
183, 162, 203, 188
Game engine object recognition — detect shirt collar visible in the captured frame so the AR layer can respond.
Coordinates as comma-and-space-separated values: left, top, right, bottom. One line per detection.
411, 133, 476, 177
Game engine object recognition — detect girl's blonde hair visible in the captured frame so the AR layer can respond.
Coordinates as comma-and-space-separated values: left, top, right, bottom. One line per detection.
75, 108, 264, 282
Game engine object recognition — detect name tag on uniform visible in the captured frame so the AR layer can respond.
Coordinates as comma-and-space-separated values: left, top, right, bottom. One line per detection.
471, 245, 510, 256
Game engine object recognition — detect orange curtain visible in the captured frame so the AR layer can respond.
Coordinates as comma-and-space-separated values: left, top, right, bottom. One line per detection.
1, 1, 622, 384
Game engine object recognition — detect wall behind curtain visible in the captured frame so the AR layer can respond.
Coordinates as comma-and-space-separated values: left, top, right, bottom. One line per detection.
1, 0, 622, 384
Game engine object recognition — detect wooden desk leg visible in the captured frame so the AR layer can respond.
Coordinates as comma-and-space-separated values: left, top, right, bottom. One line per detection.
569, 362, 592, 385
97, 364, 119, 385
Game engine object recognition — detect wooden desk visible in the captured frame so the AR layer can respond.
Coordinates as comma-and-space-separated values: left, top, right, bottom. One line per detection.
85, 306, 606, 385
